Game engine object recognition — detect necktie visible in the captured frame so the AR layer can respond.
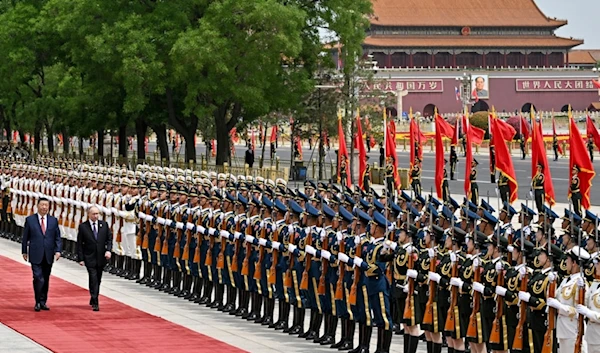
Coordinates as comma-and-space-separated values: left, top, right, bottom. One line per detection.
92, 222, 98, 240
41, 217, 46, 235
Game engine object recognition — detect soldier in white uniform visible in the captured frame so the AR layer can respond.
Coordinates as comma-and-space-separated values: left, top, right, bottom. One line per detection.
121, 178, 141, 280
547, 246, 590, 353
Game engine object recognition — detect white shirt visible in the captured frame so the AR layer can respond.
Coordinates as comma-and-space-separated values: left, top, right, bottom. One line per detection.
37, 214, 47, 231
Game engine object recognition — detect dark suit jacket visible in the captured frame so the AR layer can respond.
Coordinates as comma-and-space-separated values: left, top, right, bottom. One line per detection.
76, 220, 113, 268
21, 214, 62, 265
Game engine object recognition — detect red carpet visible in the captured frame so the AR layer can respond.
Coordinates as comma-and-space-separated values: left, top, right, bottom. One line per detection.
0, 255, 246, 353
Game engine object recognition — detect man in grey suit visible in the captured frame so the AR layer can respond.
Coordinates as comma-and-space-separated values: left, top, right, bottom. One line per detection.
21, 197, 62, 312
77, 206, 112, 311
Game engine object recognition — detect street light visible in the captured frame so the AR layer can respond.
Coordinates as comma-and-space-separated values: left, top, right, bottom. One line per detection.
315, 84, 338, 181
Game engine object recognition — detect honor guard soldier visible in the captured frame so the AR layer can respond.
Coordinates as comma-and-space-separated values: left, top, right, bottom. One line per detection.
490, 145, 496, 183
410, 157, 422, 197
256, 196, 275, 325
149, 182, 168, 289
243, 195, 262, 320
498, 173, 510, 204
340, 157, 349, 188
588, 134, 595, 162
520, 137, 526, 160
570, 165, 582, 217
385, 156, 396, 196
553, 136, 560, 161
547, 246, 590, 353
442, 160, 450, 204
298, 203, 322, 340
576, 254, 600, 353
271, 199, 290, 330
285, 199, 307, 335
184, 186, 202, 301
362, 163, 371, 193
470, 159, 479, 205
197, 189, 213, 305
531, 163, 545, 214
450, 145, 458, 180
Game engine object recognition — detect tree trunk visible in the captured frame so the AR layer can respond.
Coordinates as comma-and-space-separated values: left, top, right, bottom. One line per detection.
117, 124, 127, 159
79, 136, 84, 157
259, 124, 267, 168
135, 117, 147, 162
181, 118, 197, 164
215, 107, 230, 166
34, 126, 41, 151
152, 124, 169, 162
62, 128, 70, 155
97, 129, 104, 157
46, 124, 54, 153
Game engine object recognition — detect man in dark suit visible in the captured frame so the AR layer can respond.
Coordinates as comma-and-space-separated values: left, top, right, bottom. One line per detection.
245, 146, 255, 168
21, 197, 62, 312
77, 206, 112, 311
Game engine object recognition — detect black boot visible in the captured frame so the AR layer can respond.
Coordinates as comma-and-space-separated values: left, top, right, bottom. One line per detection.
380, 329, 392, 353
159, 269, 171, 291
169, 271, 181, 295
289, 307, 305, 335
211, 283, 224, 309
223, 285, 235, 312
240, 291, 251, 318
407, 335, 420, 353
254, 295, 264, 323
129, 259, 141, 280
360, 325, 372, 353
137, 262, 150, 284
192, 278, 204, 302
181, 274, 193, 298
309, 312, 323, 341
426, 341, 433, 353
332, 318, 347, 348
247, 293, 260, 321
120, 257, 131, 278
316, 314, 330, 343
150, 265, 162, 288
262, 298, 274, 326
189, 277, 200, 301
321, 315, 337, 345
348, 323, 363, 353
432, 342, 442, 353
299, 310, 315, 338
199, 281, 212, 305
274, 301, 288, 329
231, 288, 243, 315
403, 334, 410, 353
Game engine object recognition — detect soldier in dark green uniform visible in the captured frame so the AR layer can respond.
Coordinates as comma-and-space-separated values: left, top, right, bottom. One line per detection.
450, 146, 458, 180
410, 157, 422, 197
470, 160, 479, 206
498, 173, 510, 204
531, 163, 545, 215
570, 165, 582, 217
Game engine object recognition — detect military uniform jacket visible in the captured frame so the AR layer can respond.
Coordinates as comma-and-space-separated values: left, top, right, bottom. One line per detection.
526, 267, 552, 332
555, 272, 588, 340
393, 242, 412, 299
585, 280, 600, 344
363, 237, 393, 296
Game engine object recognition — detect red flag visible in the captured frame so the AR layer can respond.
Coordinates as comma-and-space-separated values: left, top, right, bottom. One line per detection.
434, 115, 455, 198
451, 118, 460, 146
250, 128, 255, 150
385, 109, 401, 190
531, 120, 555, 206
520, 116, 531, 141
211, 140, 216, 157
409, 116, 424, 182
337, 115, 351, 187
491, 117, 519, 203
295, 136, 303, 160
145, 137, 149, 153
587, 115, 600, 151
356, 113, 367, 190
494, 117, 517, 141
553, 117, 564, 155
389, 119, 397, 146
464, 116, 474, 198
569, 117, 595, 209
461, 115, 484, 145
270, 126, 277, 144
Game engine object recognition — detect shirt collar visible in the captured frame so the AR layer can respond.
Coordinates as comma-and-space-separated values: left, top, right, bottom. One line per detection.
38, 214, 46, 222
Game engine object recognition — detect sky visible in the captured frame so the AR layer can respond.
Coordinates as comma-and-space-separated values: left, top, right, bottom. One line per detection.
535, 0, 600, 49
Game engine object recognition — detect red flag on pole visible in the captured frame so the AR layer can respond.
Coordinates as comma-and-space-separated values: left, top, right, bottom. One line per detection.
464, 115, 474, 198
569, 116, 595, 210
587, 115, 600, 151
552, 117, 564, 155
356, 111, 367, 190
531, 119, 555, 206
385, 108, 401, 191
451, 118, 460, 146
270, 126, 277, 144
434, 115, 455, 198
460, 115, 484, 145
520, 116, 531, 141
295, 136, 303, 160
409, 114, 423, 183
337, 113, 351, 187
494, 117, 517, 141
491, 116, 519, 203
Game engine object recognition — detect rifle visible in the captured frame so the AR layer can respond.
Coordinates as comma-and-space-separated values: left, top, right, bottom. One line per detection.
254, 219, 267, 281
216, 212, 228, 270
231, 215, 242, 273
182, 209, 193, 262
142, 201, 151, 249
154, 204, 164, 253
403, 214, 415, 321
318, 230, 329, 295
574, 216, 585, 353
541, 216, 556, 353
348, 235, 362, 305
204, 211, 216, 266
300, 229, 313, 290
241, 217, 253, 276
491, 228, 511, 343
466, 252, 482, 339
423, 208, 436, 325
161, 206, 171, 256
116, 197, 123, 244
445, 217, 459, 334
137, 200, 146, 247
284, 224, 296, 289
174, 209, 183, 259
335, 232, 345, 300
193, 210, 207, 264
68, 187, 76, 229
513, 196, 530, 350
268, 226, 280, 285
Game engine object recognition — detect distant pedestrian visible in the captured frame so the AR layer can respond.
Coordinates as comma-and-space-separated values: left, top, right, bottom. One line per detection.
245, 146, 255, 168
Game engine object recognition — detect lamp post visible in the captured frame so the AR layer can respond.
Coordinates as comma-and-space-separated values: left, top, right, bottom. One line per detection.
315, 84, 337, 180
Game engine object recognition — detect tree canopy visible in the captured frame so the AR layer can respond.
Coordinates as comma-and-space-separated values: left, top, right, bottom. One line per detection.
0, 0, 372, 165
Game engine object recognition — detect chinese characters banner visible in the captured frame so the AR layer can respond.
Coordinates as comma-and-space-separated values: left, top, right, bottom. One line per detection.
515, 79, 597, 92
362, 80, 444, 92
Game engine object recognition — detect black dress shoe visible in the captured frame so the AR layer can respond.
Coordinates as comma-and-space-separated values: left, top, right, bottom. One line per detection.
198, 297, 210, 305
288, 325, 302, 335
305, 330, 317, 340
320, 336, 335, 345
188, 293, 199, 302
274, 321, 288, 330
34, 303, 41, 312
338, 340, 354, 351
236, 308, 247, 317
40, 303, 50, 311
261, 316, 272, 326
92, 304, 99, 312
246, 312, 259, 321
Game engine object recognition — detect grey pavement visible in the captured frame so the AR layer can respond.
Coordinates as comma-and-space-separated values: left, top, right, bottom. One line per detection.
0, 323, 50, 353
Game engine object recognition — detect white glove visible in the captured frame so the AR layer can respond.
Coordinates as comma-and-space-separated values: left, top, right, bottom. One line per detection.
144, 214, 153, 222
245, 234, 255, 243
495, 261, 503, 271
518, 266, 527, 279
219, 230, 229, 238
406, 269, 418, 279
287, 225, 294, 234
529, 190, 533, 198
507, 245, 514, 253
353, 257, 364, 268
138, 211, 146, 220
176, 222, 185, 230
428, 272, 441, 283
288, 243, 297, 253
518, 291, 531, 303
428, 248, 435, 258
473, 257, 480, 268
305, 245, 317, 256
495, 188, 499, 197
260, 220, 265, 228
577, 276, 585, 287
336, 231, 343, 243
234, 215, 239, 223
406, 245, 414, 254
104, 207, 112, 216
258, 238, 267, 246
548, 272, 556, 283
186, 222, 195, 231
234, 232, 243, 240
388, 242, 398, 251
576, 304, 593, 319
547, 297, 563, 310
197, 225, 206, 234
354, 235, 361, 245
473, 282, 485, 294
403, 285, 409, 293
496, 286, 507, 297
272, 240, 281, 249
338, 253, 350, 263
208, 228, 217, 236
156, 217, 165, 225
383, 240, 391, 250
321, 250, 332, 259
450, 252, 457, 263
450, 277, 464, 287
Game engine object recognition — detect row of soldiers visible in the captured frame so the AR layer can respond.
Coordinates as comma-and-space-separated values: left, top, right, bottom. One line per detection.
1, 158, 600, 353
